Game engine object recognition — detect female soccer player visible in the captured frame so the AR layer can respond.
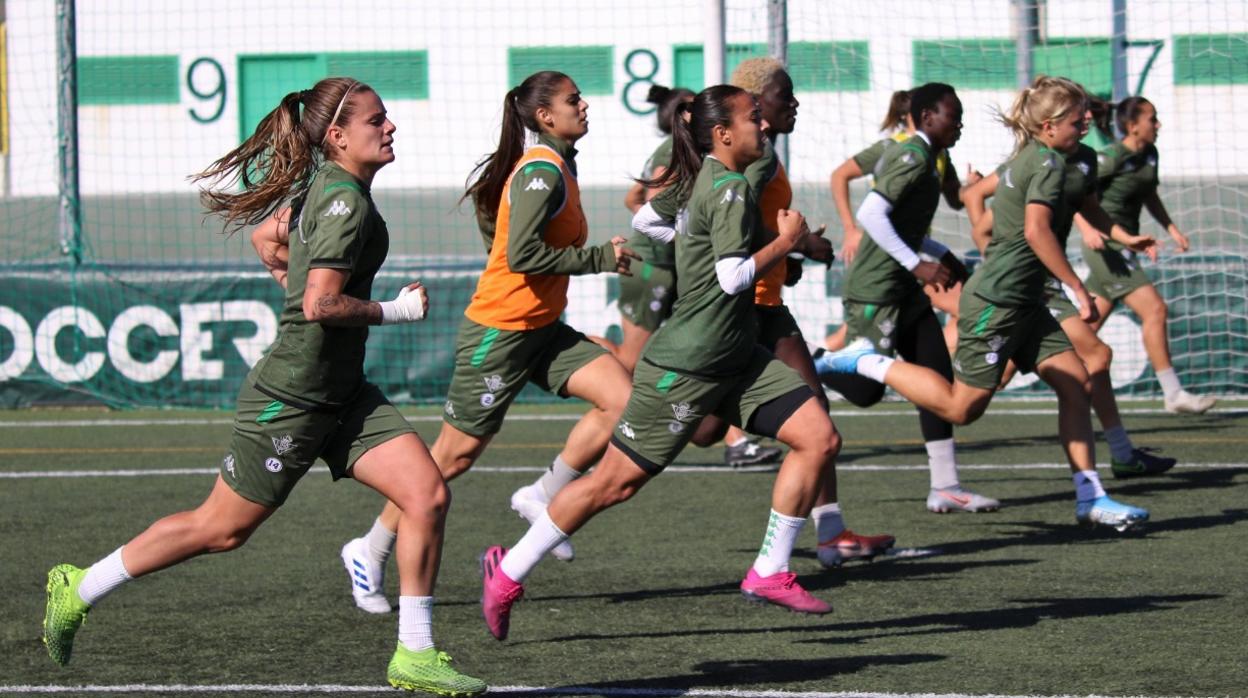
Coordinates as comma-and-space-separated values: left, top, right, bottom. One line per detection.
339, 71, 638, 612
730, 57, 893, 563
41, 78, 486, 695
1075, 96, 1215, 414
819, 76, 1150, 532
617, 84, 781, 468
827, 88, 981, 354
962, 96, 1176, 479
816, 83, 999, 515
480, 85, 841, 642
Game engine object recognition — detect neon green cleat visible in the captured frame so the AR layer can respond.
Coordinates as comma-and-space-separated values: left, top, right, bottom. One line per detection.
387, 643, 487, 696
43, 564, 90, 667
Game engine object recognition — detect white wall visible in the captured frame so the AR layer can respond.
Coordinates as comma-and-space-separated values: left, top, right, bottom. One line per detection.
3, 0, 1245, 198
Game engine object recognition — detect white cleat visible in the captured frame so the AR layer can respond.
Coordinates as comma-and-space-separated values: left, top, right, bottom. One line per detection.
926, 487, 1001, 513
510, 483, 575, 562
340, 537, 392, 614
1164, 390, 1216, 415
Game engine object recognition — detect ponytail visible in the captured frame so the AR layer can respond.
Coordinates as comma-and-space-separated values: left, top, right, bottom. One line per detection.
995, 75, 1085, 156
638, 84, 748, 203
462, 71, 572, 224
193, 77, 370, 235
648, 84, 696, 135
1087, 94, 1115, 140
880, 89, 912, 133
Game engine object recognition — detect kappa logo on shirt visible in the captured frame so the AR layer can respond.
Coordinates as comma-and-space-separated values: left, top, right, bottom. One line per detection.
1042, 155, 1057, 168
1003, 168, 1016, 189
902, 152, 915, 165
1147, 157, 1157, 168
322, 199, 351, 217
720, 188, 743, 205
525, 177, 551, 192
1076, 161, 1091, 176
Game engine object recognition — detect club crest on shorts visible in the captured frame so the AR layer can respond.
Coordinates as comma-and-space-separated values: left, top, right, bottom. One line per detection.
670, 401, 697, 422
265, 457, 283, 473
271, 434, 294, 456
222, 453, 236, 479
484, 374, 505, 392
652, 285, 667, 299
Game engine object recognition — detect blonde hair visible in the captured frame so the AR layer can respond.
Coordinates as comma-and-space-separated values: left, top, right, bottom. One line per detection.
996, 75, 1086, 155
730, 57, 785, 95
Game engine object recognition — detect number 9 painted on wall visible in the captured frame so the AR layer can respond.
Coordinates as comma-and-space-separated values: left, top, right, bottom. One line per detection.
187, 57, 226, 124
622, 49, 659, 116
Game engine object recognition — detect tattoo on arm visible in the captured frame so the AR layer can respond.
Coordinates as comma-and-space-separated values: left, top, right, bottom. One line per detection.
305, 280, 382, 326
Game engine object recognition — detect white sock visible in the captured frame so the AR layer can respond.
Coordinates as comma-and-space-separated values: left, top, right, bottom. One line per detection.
366, 517, 397, 563
1104, 425, 1134, 462
537, 455, 582, 500
752, 509, 807, 577
398, 596, 434, 652
1073, 470, 1106, 502
77, 547, 133, 607
810, 502, 845, 543
726, 434, 749, 447
1156, 367, 1182, 400
925, 438, 960, 490
499, 511, 568, 583
857, 354, 895, 383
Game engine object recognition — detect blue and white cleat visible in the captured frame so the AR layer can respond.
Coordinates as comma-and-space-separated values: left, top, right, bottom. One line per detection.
1075, 495, 1149, 532
813, 338, 878, 376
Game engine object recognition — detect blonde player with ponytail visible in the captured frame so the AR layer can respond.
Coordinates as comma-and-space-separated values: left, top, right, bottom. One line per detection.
42, 78, 487, 695
819, 76, 1151, 532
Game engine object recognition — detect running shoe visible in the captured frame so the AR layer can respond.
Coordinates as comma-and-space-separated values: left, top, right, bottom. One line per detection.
386, 643, 487, 696
926, 487, 1002, 513
816, 529, 897, 568
1111, 448, 1177, 479
43, 563, 90, 667
1164, 390, 1216, 415
739, 568, 831, 614
480, 545, 524, 641
509, 483, 574, 561
1075, 495, 1149, 532
724, 438, 784, 468
341, 537, 391, 614
812, 338, 877, 376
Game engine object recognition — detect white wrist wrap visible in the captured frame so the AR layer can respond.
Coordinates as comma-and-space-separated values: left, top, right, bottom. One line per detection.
379, 285, 428, 324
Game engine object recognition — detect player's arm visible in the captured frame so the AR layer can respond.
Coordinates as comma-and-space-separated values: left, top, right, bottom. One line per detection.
1024, 203, 1096, 324
251, 207, 291, 289
830, 157, 865, 264
623, 181, 646, 214
963, 172, 998, 254
304, 269, 427, 327
506, 165, 632, 275
1144, 189, 1190, 252
1081, 195, 1158, 261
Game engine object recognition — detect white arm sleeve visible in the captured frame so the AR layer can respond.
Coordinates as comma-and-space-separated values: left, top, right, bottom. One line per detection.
920, 237, 951, 258
631, 202, 676, 244
857, 191, 921, 271
715, 256, 757, 295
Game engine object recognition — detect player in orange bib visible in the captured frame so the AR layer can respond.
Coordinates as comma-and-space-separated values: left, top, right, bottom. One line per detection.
338, 71, 639, 614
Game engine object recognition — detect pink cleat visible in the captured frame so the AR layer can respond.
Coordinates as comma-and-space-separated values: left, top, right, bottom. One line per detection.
739, 568, 832, 614
480, 545, 525, 641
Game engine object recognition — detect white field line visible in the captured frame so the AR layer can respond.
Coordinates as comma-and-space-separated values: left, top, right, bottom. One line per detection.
1, 406, 1245, 429
0, 685, 1206, 698
1, 463, 1244, 479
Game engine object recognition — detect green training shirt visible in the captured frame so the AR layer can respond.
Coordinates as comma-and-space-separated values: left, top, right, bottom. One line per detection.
641, 156, 758, 377
973, 140, 1066, 307
1097, 140, 1160, 236
844, 134, 942, 304
253, 161, 388, 407
1054, 143, 1098, 248
630, 137, 677, 267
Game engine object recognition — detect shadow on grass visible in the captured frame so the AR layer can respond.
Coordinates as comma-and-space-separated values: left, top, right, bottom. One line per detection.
524, 593, 1217, 646
510, 653, 944, 695
999, 468, 1245, 509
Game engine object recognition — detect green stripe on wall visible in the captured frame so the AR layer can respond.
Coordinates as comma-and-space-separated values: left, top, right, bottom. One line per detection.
1174, 34, 1248, 86
78, 55, 179, 105
509, 46, 614, 95
327, 51, 430, 99
913, 39, 1016, 89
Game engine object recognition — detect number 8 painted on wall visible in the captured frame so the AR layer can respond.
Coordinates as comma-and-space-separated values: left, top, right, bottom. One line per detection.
622, 49, 659, 116
187, 57, 226, 124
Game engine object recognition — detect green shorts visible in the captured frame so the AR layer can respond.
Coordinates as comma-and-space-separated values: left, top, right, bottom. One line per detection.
223, 380, 415, 508
953, 293, 1072, 390
618, 262, 676, 332
755, 304, 803, 351
443, 318, 607, 437
1081, 242, 1151, 302
612, 346, 812, 473
843, 290, 934, 358
1043, 278, 1080, 323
